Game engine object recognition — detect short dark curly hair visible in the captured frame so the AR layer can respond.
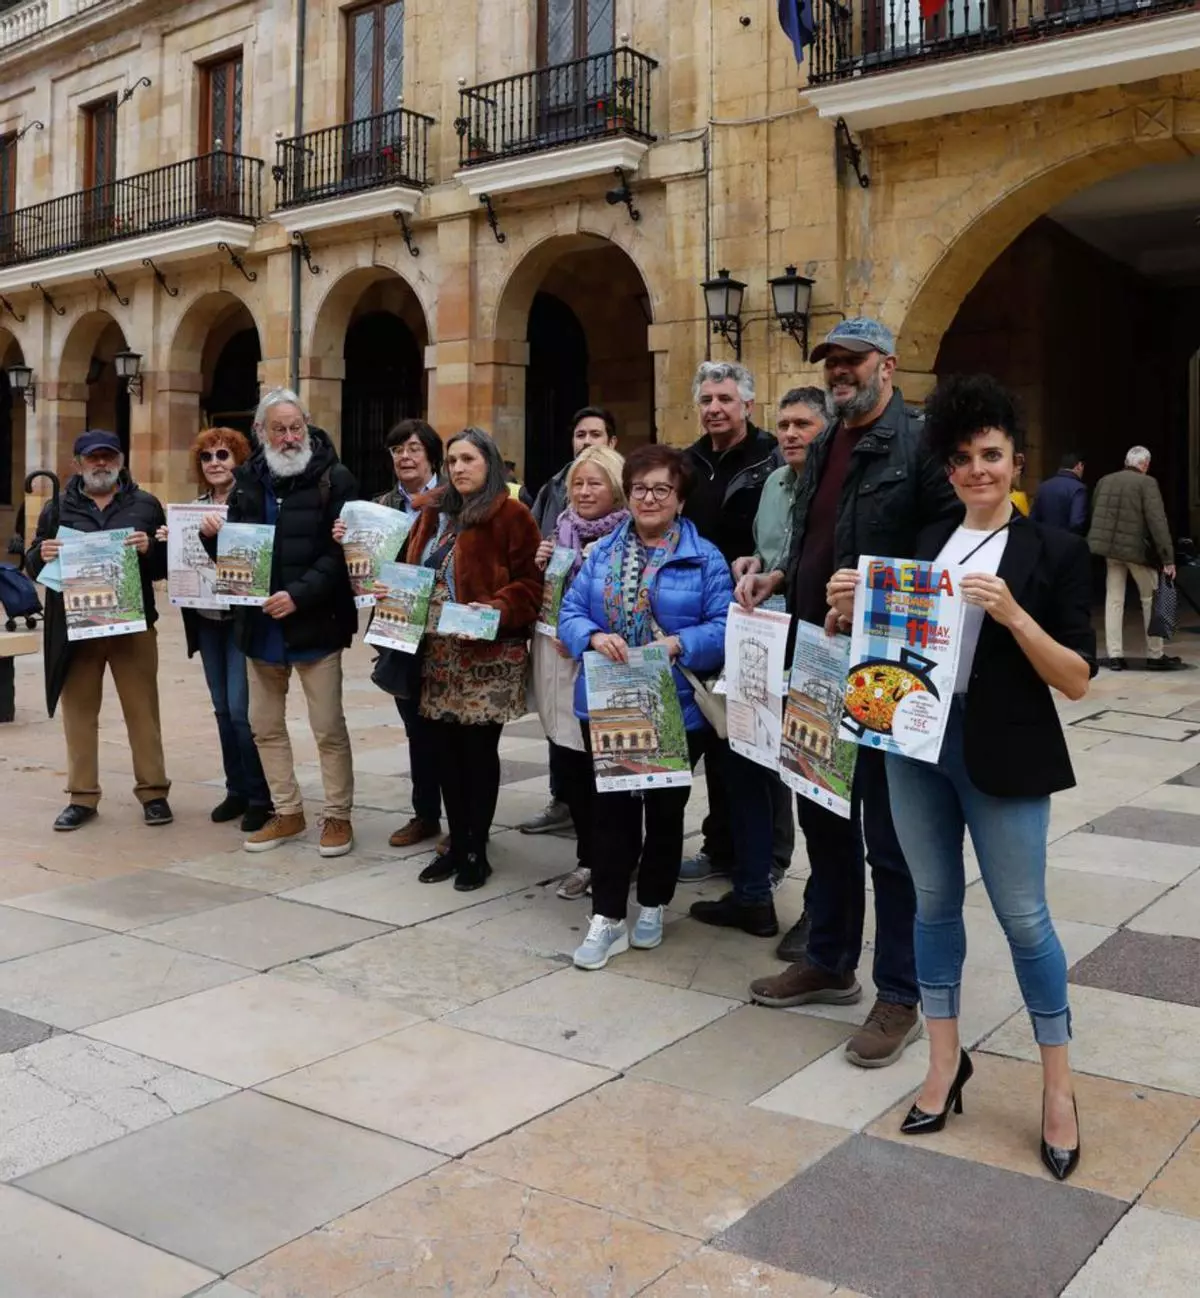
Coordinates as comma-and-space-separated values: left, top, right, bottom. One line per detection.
924, 374, 1024, 464
622, 444, 695, 503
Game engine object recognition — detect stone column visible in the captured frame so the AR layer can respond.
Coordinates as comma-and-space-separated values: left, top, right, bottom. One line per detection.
151, 370, 205, 505
299, 356, 344, 450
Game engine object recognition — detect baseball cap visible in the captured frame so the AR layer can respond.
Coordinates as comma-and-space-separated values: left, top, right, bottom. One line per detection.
809, 318, 896, 364
74, 429, 122, 457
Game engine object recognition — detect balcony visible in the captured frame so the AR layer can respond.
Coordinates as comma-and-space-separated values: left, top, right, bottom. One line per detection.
0, 151, 263, 292
271, 106, 434, 230
453, 46, 657, 196
806, 0, 1200, 129
0, 0, 108, 52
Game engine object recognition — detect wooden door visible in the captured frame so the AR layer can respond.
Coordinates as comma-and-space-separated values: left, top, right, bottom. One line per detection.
199, 55, 243, 213
344, 1, 405, 187
82, 97, 117, 243
0, 135, 15, 261
536, 0, 615, 144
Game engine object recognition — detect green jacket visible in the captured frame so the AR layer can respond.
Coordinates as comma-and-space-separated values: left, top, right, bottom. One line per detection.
753, 464, 798, 573
1087, 468, 1173, 568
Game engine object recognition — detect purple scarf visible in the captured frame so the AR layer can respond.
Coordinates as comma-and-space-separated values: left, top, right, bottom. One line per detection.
554, 507, 629, 578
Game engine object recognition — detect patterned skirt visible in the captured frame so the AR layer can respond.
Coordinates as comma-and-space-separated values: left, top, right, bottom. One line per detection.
418, 632, 529, 725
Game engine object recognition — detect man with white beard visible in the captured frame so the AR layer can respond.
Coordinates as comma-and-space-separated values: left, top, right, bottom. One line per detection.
27, 430, 172, 830
201, 389, 359, 856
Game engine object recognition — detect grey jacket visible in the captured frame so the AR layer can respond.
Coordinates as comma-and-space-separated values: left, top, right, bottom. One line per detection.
531, 464, 570, 538
1087, 468, 1172, 568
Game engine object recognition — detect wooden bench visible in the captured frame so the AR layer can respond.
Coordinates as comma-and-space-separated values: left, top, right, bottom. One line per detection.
0, 629, 39, 723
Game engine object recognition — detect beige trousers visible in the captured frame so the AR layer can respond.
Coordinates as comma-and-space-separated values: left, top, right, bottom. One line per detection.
60, 628, 170, 808
1104, 559, 1163, 661
248, 652, 354, 819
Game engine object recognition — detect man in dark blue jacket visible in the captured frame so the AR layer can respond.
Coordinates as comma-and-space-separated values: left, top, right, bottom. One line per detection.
1031, 453, 1088, 535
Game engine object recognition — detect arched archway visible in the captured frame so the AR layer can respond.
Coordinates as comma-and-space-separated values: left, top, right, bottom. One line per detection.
58, 310, 131, 472
0, 330, 26, 529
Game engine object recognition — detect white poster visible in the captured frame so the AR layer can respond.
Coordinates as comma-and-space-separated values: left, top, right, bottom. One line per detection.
167, 503, 227, 610
724, 603, 792, 771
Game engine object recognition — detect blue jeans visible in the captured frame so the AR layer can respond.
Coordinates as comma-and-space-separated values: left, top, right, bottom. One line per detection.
885, 700, 1071, 1047
797, 744, 918, 1005
396, 693, 441, 824
721, 742, 776, 906
195, 618, 271, 808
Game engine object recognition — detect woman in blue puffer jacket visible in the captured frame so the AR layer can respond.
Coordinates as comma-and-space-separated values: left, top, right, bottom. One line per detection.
558, 444, 733, 969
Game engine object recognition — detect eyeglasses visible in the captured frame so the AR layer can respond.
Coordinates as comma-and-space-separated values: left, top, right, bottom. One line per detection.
200, 448, 232, 464
630, 482, 675, 502
268, 424, 306, 437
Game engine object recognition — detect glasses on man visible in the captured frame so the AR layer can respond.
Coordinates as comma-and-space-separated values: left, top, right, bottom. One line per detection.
269, 424, 306, 437
200, 448, 232, 463
630, 482, 675, 502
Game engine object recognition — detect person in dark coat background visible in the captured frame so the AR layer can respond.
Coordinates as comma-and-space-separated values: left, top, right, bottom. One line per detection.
26, 429, 172, 832
1030, 452, 1088, 535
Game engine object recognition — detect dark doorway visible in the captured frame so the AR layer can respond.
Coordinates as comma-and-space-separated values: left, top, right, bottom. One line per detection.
525, 291, 588, 495
341, 310, 423, 499
207, 326, 262, 436
0, 369, 12, 506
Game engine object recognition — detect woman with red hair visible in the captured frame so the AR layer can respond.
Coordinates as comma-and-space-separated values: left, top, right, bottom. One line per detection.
159, 428, 272, 831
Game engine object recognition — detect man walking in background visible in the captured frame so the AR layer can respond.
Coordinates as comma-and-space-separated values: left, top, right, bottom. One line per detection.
1031, 452, 1088, 535
1088, 445, 1180, 671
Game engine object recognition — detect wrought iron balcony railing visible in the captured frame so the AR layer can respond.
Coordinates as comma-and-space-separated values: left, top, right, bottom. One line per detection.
810, 0, 1191, 82
0, 151, 263, 269
454, 46, 657, 168
273, 106, 434, 210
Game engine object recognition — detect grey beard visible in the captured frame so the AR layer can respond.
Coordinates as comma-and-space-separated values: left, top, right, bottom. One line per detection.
264, 441, 313, 479
82, 468, 120, 493
830, 370, 884, 420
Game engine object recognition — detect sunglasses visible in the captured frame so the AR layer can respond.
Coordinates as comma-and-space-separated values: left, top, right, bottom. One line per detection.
200, 448, 233, 464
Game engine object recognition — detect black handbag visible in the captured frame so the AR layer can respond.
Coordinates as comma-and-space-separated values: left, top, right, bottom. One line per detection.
1148, 575, 1178, 641
370, 646, 423, 699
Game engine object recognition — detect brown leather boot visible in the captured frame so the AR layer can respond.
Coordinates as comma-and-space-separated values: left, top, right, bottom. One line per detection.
749, 960, 862, 1009
845, 1000, 922, 1069
389, 816, 440, 848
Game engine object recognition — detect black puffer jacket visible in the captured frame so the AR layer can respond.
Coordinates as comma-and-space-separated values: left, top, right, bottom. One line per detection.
26, 474, 166, 715
209, 428, 359, 655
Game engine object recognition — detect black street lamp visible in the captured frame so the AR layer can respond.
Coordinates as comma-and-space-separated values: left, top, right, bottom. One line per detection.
769, 266, 815, 355
114, 349, 144, 403
701, 268, 746, 361
6, 363, 35, 411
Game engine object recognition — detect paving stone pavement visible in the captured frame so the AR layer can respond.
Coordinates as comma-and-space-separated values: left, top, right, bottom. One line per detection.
1, 617, 1200, 1296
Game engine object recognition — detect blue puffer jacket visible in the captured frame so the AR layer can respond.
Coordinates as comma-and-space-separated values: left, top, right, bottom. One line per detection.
557, 517, 733, 730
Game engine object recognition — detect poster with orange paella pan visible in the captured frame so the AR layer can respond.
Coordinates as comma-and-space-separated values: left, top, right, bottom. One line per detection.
843, 556, 966, 764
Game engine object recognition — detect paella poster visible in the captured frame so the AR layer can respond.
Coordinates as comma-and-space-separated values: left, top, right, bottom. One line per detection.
61, 529, 147, 642
724, 604, 792, 771
780, 622, 858, 818
364, 562, 434, 654
583, 643, 692, 793
844, 555, 966, 763
215, 524, 275, 606
167, 503, 227, 610
339, 502, 416, 607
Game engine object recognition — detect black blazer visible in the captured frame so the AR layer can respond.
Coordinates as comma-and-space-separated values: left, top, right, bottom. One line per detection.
914, 514, 1097, 798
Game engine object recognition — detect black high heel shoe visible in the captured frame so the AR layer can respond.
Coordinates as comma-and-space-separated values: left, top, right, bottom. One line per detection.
900, 1050, 974, 1135
1040, 1095, 1081, 1182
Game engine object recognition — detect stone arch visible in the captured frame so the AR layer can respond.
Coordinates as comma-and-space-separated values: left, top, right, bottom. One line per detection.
57, 309, 126, 387
167, 289, 264, 375
0, 326, 28, 526
309, 264, 432, 362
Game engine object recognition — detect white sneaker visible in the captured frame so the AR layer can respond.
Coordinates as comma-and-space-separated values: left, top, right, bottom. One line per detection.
631, 905, 664, 949
573, 915, 629, 970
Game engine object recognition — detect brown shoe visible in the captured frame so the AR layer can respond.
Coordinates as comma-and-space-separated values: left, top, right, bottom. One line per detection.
749, 960, 862, 1009
845, 999, 922, 1069
243, 812, 306, 854
389, 816, 440, 848
319, 817, 354, 858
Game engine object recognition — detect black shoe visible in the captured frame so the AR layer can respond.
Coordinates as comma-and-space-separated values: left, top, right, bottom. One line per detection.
211, 795, 247, 824
1041, 1095, 1081, 1181
900, 1050, 973, 1135
240, 806, 274, 834
1146, 655, 1184, 672
1107, 657, 1127, 672
143, 798, 174, 826
689, 891, 779, 937
775, 911, 812, 963
418, 854, 458, 884
454, 853, 493, 892
54, 803, 97, 832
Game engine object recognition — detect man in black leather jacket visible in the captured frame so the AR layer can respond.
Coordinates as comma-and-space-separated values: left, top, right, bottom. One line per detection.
741, 319, 961, 1069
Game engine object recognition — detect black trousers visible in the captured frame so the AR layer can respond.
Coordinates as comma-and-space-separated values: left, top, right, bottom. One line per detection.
585, 724, 706, 922
427, 719, 502, 862
395, 694, 441, 824
551, 735, 593, 869
699, 728, 795, 872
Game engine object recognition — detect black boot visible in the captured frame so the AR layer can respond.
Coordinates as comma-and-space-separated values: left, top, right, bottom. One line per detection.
211, 795, 247, 823
454, 852, 493, 892
775, 911, 812, 963
689, 891, 779, 937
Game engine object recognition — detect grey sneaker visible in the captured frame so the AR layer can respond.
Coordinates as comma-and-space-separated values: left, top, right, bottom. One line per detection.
556, 867, 592, 900
519, 799, 573, 834
678, 850, 729, 883
573, 915, 629, 970
631, 904, 664, 949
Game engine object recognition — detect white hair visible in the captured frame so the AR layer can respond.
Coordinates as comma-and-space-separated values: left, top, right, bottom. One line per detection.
1125, 446, 1151, 470
254, 387, 309, 431
692, 361, 755, 405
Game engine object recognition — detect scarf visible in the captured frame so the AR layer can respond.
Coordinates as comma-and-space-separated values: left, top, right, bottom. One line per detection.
601, 520, 681, 647
554, 507, 630, 579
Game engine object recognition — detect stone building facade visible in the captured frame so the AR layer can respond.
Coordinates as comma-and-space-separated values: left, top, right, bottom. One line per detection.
2, 0, 1199, 543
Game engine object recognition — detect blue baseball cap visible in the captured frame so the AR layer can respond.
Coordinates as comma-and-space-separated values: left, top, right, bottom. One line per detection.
74, 429, 122, 457
809, 317, 896, 364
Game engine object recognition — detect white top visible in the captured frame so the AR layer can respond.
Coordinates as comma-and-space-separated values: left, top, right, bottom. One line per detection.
934, 524, 1010, 694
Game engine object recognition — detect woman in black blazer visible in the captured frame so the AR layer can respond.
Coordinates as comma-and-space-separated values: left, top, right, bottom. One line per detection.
828, 375, 1095, 1182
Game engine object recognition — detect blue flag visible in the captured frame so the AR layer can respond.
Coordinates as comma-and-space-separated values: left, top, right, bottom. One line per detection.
778, 0, 815, 63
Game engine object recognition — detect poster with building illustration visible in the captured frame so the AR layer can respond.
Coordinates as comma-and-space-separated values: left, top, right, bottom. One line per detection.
843, 555, 966, 764
61, 529, 147, 641
724, 604, 791, 771
339, 502, 416, 607
536, 546, 575, 636
364, 562, 434, 654
167, 503, 227, 609
583, 643, 692, 793
780, 622, 859, 819
215, 524, 275, 606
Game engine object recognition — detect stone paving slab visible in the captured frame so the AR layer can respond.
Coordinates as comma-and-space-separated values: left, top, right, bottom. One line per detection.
1142, 1127, 1200, 1220
0, 1006, 55, 1055
717, 1136, 1126, 1298
1070, 929, 1200, 1007
0, 905, 105, 963
1081, 805, 1200, 845
640, 1250, 862, 1296
1061, 1206, 1200, 1297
